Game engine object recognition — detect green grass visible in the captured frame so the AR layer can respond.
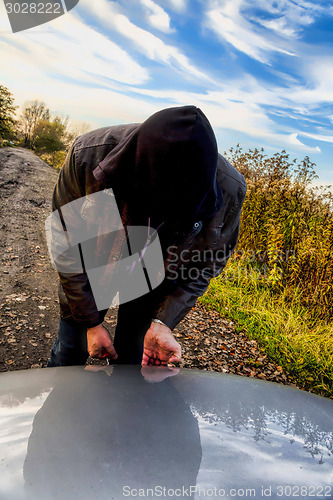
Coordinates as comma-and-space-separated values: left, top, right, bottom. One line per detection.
198, 264, 333, 399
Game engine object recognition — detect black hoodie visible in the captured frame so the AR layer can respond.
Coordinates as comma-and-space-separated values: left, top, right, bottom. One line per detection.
52, 106, 247, 328
92, 106, 223, 229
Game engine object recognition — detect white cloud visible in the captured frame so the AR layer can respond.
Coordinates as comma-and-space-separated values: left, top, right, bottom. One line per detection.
124, 70, 331, 154
6, 17, 322, 154
257, 17, 299, 38
166, 0, 187, 11
288, 133, 321, 152
0, 11, 148, 87
140, 0, 174, 33
298, 132, 333, 144
4, 69, 162, 125
0, 0, 11, 32
124, 85, 290, 145
253, 0, 320, 27
1, 0, 331, 168
78, 0, 211, 82
203, 0, 333, 64
277, 57, 333, 111
204, 0, 295, 64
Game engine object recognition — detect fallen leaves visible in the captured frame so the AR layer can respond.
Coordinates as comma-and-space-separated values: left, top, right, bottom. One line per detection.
173, 303, 290, 385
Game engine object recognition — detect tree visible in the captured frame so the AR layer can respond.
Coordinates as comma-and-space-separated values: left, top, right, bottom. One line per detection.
34, 118, 66, 154
19, 100, 50, 148
33, 115, 70, 170
0, 85, 17, 140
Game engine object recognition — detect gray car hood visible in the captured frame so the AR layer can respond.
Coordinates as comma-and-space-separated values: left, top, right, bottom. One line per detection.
0, 366, 332, 499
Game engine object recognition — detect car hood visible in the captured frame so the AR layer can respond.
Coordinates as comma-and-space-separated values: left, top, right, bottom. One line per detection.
0, 366, 332, 500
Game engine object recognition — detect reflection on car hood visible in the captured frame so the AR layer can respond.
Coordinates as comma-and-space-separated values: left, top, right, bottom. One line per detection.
0, 366, 332, 500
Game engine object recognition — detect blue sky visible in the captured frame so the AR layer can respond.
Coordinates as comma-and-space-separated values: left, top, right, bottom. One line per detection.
1, 0, 333, 184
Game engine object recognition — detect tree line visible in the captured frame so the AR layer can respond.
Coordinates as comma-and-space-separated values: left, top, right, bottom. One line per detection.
0, 84, 90, 168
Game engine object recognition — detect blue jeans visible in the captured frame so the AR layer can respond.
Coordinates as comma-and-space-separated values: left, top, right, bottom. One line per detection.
48, 289, 163, 366
47, 319, 89, 367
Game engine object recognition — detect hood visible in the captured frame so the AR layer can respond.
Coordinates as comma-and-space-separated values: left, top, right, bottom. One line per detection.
93, 106, 223, 229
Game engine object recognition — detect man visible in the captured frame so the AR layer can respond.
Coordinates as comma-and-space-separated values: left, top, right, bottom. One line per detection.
47, 105, 246, 367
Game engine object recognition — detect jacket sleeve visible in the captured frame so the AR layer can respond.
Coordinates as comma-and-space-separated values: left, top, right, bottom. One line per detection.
153, 185, 247, 330
51, 141, 103, 328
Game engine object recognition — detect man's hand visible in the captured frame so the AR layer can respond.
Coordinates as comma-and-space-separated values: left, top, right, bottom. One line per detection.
142, 322, 182, 366
87, 324, 118, 360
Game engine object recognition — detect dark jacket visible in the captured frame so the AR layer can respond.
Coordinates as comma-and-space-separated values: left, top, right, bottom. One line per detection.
53, 120, 247, 330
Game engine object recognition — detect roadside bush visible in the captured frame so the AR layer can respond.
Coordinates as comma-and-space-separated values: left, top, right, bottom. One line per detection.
39, 150, 67, 170
226, 146, 333, 322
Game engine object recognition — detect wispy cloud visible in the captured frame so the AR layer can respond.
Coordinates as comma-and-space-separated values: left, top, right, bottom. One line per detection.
0, 0, 11, 31
6, 73, 163, 126
1, 0, 332, 181
203, 0, 332, 64
253, 0, 327, 33
0, 12, 148, 86
289, 133, 320, 152
299, 58, 333, 104
163, 0, 187, 13
79, 0, 212, 82
204, 0, 295, 63
123, 85, 290, 147
125, 68, 329, 153
298, 131, 333, 144
140, 0, 174, 33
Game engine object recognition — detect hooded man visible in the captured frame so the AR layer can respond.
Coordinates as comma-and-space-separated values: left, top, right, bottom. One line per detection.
47, 105, 247, 367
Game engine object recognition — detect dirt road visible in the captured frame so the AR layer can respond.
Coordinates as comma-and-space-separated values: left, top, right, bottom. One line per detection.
0, 147, 290, 385
0, 147, 59, 370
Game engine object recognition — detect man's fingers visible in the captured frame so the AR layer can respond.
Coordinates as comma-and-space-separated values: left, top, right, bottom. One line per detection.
142, 326, 182, 366
169, 343, 182, 363
143, 354, 178, 366
106, 343, 118, 360
169, 354, 181, 363
142, 353, 150, 366
87, 325, 117, 360
92, 344, 118, 360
